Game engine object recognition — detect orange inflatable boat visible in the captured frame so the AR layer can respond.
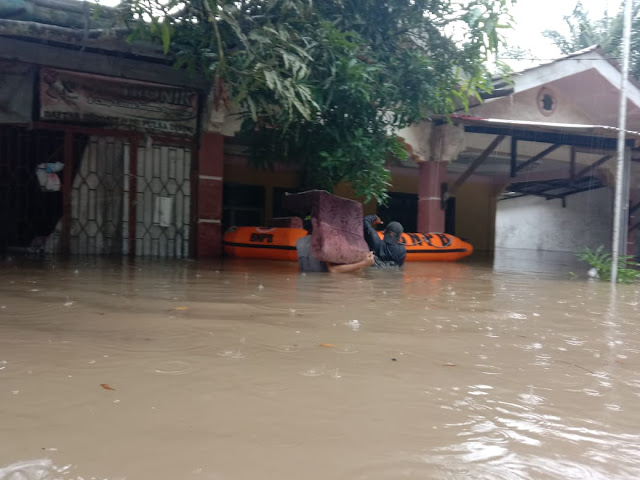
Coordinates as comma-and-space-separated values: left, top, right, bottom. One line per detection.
224, 227, 473, 262
376, 231, 473, 262
223, 227, 308, 261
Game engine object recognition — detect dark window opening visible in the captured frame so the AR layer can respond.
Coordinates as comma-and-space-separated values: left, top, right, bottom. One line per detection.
272, 187, 301, 220
377, 192, 417, 233
222, 183, 265, 229
445, 197, 456, 235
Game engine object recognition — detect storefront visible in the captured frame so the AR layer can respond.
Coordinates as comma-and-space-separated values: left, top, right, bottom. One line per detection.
0, 64, 200, 257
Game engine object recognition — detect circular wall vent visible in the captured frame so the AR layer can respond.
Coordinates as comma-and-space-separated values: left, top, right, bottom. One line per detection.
537, 88, 556, 116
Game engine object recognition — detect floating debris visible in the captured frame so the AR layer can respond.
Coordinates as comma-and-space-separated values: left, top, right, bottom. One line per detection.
100, 384, 116, 391
346, 320, 360, 331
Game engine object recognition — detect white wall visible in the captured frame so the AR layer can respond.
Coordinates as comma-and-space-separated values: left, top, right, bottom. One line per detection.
495, 187, 612, 252
472, 87, 593, 124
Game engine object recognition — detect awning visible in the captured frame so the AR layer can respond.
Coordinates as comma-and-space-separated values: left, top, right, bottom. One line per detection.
433, 114, 640, 149
499, 176, 604, 203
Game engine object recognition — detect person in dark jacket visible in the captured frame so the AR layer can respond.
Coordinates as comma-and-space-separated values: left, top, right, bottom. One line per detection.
363, 215, 406, 268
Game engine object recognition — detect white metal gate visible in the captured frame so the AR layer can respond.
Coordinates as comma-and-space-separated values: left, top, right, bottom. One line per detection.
46, 135, 192, 258
123, 140, 192, 258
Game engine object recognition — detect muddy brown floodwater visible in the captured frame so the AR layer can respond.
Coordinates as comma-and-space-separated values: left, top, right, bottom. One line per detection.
1, 251, 640, 480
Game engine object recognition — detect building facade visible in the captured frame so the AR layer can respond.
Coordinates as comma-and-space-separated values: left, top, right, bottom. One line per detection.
0, 0, 227, 258
2, 2, 638, 259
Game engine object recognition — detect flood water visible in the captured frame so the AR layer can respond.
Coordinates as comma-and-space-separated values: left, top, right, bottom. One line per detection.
1, 250, 640, 480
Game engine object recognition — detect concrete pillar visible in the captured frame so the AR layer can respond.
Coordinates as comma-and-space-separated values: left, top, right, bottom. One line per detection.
417, 161, 447, 233
197, 132, 224, 257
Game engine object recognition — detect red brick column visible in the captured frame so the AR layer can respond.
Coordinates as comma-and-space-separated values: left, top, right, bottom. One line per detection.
417, 161, 447, 233
197, 132, 224, 257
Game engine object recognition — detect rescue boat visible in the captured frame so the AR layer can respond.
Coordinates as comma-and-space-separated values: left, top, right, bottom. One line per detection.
377, 231, 473, 262
224, 226, 473, 262
223, 226, 308, 261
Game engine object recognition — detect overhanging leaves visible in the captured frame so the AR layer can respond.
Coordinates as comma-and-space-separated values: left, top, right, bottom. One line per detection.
121, 0, 514, 202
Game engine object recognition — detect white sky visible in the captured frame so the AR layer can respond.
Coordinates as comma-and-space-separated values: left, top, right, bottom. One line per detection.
506, 0, 623, 60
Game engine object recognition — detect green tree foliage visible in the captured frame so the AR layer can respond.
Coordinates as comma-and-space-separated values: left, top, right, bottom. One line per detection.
122, 0, 513, 203
543, 1, 640, 80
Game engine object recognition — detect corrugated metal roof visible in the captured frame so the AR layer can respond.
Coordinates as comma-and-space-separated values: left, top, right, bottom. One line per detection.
493, 45, 640, 94
441, 114, 640, 140
0, 0, 166, 59
510, 45, 602, 77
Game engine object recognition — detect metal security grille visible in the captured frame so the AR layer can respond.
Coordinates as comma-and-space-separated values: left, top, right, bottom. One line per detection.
124, 140, 191, 258
70, 136, 125, 255
43, 135, 124, 255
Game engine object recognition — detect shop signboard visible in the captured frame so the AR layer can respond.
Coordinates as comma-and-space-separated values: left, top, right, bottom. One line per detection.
40, 68, 198, 136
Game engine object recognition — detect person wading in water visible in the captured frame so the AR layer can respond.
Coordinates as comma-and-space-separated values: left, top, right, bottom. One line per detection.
296, 218, 374, 273
363, 215, 406, 268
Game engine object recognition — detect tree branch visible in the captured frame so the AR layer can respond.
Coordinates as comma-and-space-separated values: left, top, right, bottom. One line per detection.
202, 0, 225, 70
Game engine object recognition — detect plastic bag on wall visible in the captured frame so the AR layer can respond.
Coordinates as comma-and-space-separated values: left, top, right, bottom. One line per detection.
35, 162, 64, 192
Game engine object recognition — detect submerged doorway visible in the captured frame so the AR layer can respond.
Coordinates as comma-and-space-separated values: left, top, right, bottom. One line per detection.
0, 127, 67, 253
0, 125, 194, 258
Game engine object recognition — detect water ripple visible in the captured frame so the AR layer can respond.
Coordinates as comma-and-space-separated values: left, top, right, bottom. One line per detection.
153, 360, 193, 375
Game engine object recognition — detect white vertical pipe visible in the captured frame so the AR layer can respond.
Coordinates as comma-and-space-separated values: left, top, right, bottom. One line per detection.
612, 0, 634, 284
620, 147, 632, 255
